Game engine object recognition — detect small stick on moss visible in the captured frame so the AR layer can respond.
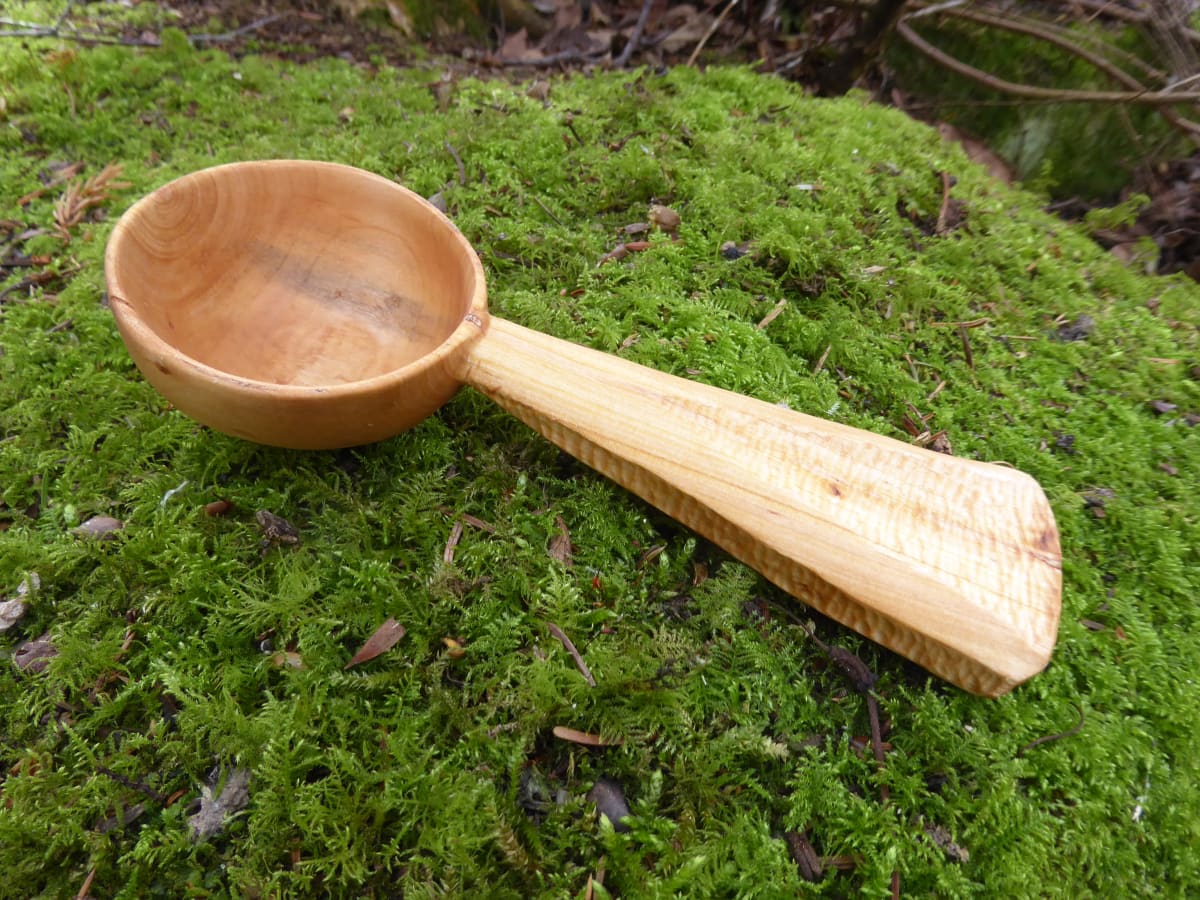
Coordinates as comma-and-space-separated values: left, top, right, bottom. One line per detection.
562, 114, 585, 146
444, 142, 466, 186
813, 344, 833, 374
958, 324, 975, 369
443, 520, 464, 564
461, 513, 496, 532
784, 829, 824, 882
1017, 703, 1086, 756
936, 170, 953, 236
930, 317, 991, 328
190, 14, 285, 44
95, 765, 168, 804
75, 866, 96, 900
756, 298, 787, 329
799, 627, 889, 775
0, 12, 284, 45
544, 621, 596, 686
866, 694, 890, 802
531, 195, 565, 228
585, 859, 608, 898
2, 264, 78, 301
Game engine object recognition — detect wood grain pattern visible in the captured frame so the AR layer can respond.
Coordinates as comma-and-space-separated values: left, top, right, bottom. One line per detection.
106, 160, 1062, 694
460, 318, 1061, 696
105, 161, 488, 448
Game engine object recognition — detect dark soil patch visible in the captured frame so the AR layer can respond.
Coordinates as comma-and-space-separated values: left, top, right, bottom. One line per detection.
1055, 154, 1200, 281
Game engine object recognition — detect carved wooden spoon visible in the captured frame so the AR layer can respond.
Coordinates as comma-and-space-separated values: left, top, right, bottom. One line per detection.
104, 160, 1061, 696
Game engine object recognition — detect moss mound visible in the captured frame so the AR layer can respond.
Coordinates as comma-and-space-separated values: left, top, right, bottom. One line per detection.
1, 35, 1198, 897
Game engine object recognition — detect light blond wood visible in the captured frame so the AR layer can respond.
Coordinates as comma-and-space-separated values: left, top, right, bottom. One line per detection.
105, 161, 488, 448
460, 319, 1061, 696
105, 160, 1062, 695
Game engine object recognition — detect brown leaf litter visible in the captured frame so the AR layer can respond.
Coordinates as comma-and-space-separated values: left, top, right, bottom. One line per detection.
344, 617, 406, 669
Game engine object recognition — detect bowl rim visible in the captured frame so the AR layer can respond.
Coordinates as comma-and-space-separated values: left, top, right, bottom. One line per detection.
104, 159, 490, 398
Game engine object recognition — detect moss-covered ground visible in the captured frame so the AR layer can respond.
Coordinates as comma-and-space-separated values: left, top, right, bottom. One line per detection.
1, 16, 1199, 898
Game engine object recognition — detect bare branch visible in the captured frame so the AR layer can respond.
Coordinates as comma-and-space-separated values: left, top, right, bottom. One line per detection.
939, 6, 1164, 84
1063, 0, 1200, 48
687, 0, 741, 68
896, 19, 1200, 105
189, 14, 285, 44
924, 5, 1200, 138
0, 10, 284, 46
615, 0, 653, 68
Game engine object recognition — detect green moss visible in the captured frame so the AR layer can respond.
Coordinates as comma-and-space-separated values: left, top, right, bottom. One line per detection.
1, 28, 1198, 898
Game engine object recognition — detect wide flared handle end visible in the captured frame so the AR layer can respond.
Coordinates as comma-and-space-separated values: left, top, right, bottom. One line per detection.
462, 317, 1063, 696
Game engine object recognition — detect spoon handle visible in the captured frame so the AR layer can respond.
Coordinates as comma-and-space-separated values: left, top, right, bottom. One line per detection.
460, 316, 1061, 696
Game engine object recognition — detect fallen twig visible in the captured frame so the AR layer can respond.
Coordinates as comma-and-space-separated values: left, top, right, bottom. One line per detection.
799, 621, 897, 895
866, 694, 889, 801
755, 297, 787, 329
687, 0, 739, 68
75, 866, 96, 900
0, 266, 76, 301
189, 14, 285, 44
784, 829, 824, 882
1018, 703, 1086, 756
936, 170, 953, 235
897, 19, 1200, 106
443, 520, 464, 564
95, 764, 168, 804
958, 323, 974, 369
615, 0, 654, 68
531, 194, 565, 228
1, 12, 284, 45
444, 141, 466, 186
813, 343, 833, 374
544, 621, 596, 687
930, 317, 991, 328
920, 4, 1200, 139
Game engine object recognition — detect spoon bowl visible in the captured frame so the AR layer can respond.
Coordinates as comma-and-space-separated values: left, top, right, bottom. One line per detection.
106, 160, 488, 447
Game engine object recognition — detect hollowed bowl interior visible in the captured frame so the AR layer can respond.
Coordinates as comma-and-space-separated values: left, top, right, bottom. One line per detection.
105, 161, 488, 448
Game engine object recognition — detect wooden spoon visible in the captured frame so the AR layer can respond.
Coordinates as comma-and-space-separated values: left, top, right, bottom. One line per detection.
104, 160, 1061, 696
